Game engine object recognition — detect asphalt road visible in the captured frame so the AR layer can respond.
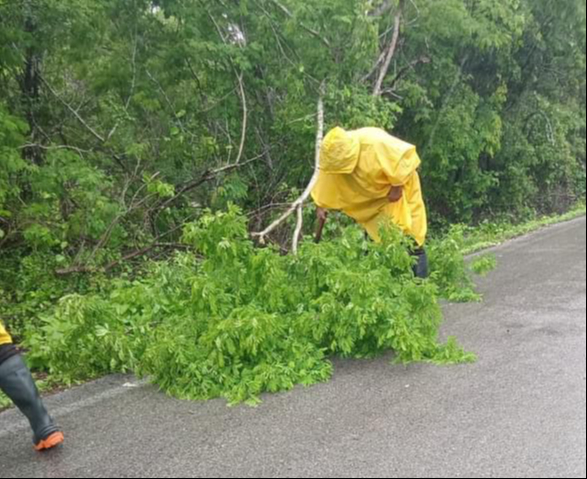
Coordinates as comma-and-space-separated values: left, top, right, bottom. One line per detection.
1, 217, 585, 478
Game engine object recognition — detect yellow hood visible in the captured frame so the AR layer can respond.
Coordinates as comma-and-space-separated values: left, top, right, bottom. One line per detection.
320, 127, 360, 174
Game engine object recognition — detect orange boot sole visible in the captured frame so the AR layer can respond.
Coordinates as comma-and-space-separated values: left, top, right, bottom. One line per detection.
34, 432, 65, 451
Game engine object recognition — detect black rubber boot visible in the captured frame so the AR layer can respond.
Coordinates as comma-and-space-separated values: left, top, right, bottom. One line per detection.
0, 354, 63, 450
412, 248, 429, 279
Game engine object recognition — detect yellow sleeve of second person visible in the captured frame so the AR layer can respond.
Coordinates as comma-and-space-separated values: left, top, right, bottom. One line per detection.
0, 321, 13, 345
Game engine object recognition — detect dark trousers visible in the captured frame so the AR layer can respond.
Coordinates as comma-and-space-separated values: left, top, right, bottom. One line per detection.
412, 248, 429, 279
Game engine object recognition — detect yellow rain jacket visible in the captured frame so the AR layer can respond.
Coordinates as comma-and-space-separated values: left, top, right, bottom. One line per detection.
312, 127, 428, 246
0, 321, 13, 346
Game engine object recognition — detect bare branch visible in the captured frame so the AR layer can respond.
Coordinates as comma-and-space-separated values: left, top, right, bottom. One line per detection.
155, 155, 263, 214
55, 243, 184, 276
39, 75, 106, 143
125, 31, 139, 111
247, 202, 291, 218
55, 221, 191, 276
373, 0, 405, 97
253, 84, 326, 250
525, 111, 556, 145
235, 73, 248, 165
205, 10, 249, 165
19, 143, 93, 155
362, 48, 388, 83
146, 69, 187, 135
292, 204, 304, 255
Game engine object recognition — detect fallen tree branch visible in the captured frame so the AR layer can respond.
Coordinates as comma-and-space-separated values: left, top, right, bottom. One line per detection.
101, 242, 190, 272
252, 84, 325, 250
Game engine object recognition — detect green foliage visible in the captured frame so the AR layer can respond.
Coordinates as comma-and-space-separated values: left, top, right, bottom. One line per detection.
432, 337, 478, 365
428, 226, 482, 303
326, 85, 402, 131
25, 208, 476, 405
0, 250, 98, 339
0, 102, 28, 234
471, 254, 498, 277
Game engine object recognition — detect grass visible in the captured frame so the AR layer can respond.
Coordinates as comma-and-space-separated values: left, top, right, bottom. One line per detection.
461, 202, 586, 255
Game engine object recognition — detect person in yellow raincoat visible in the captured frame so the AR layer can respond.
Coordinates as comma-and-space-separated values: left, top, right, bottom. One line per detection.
312, 126, 429, 278
0, 321, 64, 451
